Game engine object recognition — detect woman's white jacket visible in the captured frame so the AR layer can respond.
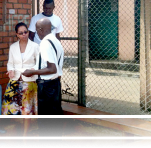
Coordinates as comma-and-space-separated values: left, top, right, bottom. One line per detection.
7, 39, 39, 82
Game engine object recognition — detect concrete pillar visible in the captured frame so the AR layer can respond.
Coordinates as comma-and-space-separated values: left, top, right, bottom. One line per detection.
118, 0, 135, 61
140, 0, 151, 111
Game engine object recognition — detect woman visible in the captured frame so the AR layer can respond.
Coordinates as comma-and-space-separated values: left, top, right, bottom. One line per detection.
2, 22, 39, 115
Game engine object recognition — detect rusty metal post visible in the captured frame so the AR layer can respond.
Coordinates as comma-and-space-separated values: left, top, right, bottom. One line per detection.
32, 0, 36, 16
37, 0, 40, 14
140, 0, 151, 111
2, 0, 6, 24
78, 0, 88, 106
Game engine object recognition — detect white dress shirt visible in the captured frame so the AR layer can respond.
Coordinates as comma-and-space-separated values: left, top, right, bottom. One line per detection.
39, 33, 64, 80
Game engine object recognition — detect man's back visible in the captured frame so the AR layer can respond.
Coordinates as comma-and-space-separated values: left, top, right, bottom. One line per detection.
39, 33, 64, 80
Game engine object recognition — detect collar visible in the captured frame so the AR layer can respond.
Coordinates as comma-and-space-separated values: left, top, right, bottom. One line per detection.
42, 12, 53, 17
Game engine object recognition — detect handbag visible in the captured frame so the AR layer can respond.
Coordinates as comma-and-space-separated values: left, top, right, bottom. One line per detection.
36, 53, 44, 99
37, 48, 42, 80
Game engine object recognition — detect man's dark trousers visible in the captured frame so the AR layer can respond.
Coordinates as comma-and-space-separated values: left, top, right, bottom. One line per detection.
38, 78, 63, 147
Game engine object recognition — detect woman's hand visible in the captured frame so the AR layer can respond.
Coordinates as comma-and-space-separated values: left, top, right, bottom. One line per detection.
6, 70, 14, 79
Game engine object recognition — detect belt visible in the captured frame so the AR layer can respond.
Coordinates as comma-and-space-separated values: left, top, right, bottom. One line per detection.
41, 76, 60, 81
36, 77, 60, 83
46, 77, 59, 81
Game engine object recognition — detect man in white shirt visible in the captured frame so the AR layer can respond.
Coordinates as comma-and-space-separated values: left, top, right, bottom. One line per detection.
28, 0, 63, 44
22, 18, 64, 115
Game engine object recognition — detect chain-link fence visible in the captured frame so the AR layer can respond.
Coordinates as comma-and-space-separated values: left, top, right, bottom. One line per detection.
37, 0, 151, 115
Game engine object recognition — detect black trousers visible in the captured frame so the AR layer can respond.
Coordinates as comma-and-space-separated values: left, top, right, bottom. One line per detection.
38, 78, 63, 147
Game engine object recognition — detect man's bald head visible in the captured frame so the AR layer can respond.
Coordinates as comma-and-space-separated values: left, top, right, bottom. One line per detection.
36, 18, 52, 40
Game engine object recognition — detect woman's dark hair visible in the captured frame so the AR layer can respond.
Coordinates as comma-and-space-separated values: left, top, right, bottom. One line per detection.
43, 0, 54, 5
15, 22, 28, 33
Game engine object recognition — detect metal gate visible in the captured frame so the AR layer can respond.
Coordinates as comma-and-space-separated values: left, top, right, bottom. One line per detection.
37, 0, 80, 104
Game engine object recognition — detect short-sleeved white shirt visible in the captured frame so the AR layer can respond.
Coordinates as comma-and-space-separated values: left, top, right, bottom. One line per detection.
39, 33, 64, 80
28, 13, 64, 44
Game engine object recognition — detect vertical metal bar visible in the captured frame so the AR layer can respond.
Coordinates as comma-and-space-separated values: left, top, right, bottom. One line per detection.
37, 0, 40, 14
85, 0, 89, 63
145, 0, 151, 111
78, 0, 82, 106
140, 0, 151, 111
32, 0, 35, 16
78, 0, 87, 106
140, 0, 146, 110
2, 0, 6, 24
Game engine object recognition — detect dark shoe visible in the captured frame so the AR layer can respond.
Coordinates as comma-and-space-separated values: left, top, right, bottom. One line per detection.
0, 142, 7, 147
0, 129, 7, 134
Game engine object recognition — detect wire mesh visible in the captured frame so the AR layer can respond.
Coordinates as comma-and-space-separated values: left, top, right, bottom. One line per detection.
38, 0, 151, 115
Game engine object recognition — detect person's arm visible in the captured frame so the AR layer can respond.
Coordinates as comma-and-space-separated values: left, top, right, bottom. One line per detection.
56, 33, 60, 41
28, 15, 36, 41
22, 62, 57, 77
29, 31, 35, 41
55, 17, 63, 41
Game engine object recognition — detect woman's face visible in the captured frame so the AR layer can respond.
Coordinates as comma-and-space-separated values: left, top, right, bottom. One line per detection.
16, 26, 29, 41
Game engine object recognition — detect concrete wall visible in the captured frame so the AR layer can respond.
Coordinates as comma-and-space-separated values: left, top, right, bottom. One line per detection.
53, 0, 78, 57
118, 0, 135, 61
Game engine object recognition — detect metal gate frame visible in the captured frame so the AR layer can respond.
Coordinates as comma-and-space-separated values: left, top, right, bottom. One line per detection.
32, 0, 88, 107
78, 0, 88, 107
